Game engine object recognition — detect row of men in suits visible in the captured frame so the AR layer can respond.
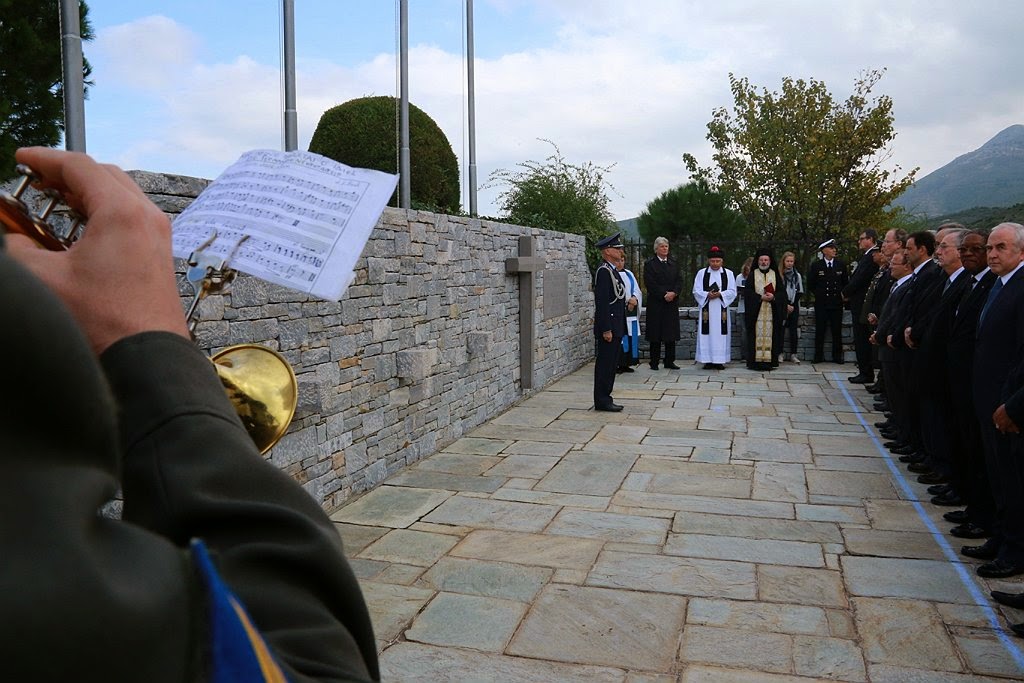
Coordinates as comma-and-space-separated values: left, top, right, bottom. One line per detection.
858, 222, 1024, 637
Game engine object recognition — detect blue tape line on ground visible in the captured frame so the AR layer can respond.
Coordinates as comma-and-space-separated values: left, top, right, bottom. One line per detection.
832, 372, 1024, 671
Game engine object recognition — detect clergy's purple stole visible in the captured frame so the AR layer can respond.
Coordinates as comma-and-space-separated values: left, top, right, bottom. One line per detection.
701, 268, 730, 336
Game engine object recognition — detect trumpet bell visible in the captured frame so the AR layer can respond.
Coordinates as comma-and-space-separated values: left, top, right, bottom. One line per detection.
211, 344, 298, 454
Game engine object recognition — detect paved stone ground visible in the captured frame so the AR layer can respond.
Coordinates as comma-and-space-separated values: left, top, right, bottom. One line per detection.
330, 361, 1024, 681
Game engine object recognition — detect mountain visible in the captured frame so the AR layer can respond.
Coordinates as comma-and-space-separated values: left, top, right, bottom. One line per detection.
615, 216, 640, 240
893, 124, 1024, 217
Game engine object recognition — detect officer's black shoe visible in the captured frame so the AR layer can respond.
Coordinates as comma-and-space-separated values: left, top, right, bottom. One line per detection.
595, 403, 624, 412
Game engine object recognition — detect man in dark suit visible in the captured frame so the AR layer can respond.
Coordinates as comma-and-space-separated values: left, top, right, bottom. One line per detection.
593, 233, 628, 411
943, 229, 997, 536
807, 238, 849, 363
907, 228, 969, 490
965, 222, 1024, 579
872, 250, 913, 448
887, 231, 942, 461
843, 229, 880, 383
643, 236, 683, 370
989, 336, 1024, 636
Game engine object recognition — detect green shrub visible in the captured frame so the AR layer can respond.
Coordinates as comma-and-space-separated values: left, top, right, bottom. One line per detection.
308, 96, 460, 213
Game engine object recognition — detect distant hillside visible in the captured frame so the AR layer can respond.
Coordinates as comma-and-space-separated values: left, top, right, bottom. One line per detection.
929, 202, 1024, 230
615, 217, 640, 240
894, 124, 1024, 217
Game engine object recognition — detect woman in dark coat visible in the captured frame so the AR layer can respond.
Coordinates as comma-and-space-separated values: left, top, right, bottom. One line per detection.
743, 248, 789, 371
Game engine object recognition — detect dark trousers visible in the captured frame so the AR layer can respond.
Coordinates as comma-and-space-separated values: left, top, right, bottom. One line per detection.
952, 391, 995, 529
882, 359, 908, 443
977, 418, 1024, 564
784, 308, 800, 355
594, 335, 621, 408
648, 340, 676, 367
920, 389, 956, 478
814, 306, 843, 361
852, 320, 873, 379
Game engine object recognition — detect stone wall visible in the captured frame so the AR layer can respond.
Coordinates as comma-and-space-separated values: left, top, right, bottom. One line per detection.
131, 170, 593, 510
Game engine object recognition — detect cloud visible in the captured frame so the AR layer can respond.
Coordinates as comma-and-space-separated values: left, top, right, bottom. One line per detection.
92, 15, 198, 90
85, 3, 1024, 220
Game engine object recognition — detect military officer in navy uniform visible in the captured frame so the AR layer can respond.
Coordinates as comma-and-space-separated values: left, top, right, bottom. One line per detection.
807, 238, 849, 363
593, 233, 627, 412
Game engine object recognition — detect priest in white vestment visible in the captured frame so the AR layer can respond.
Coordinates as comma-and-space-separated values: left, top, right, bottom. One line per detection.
692, 245, 738, 369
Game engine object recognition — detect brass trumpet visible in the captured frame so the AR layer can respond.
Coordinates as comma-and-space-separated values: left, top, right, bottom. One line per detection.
1, 164, 297, 454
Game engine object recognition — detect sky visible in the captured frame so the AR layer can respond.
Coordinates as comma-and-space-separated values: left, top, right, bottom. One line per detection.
77, 0, 1024, 221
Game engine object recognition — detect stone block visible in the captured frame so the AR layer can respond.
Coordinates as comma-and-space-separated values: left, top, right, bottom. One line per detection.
466, 331, 492, 357
397, 348, 437, 381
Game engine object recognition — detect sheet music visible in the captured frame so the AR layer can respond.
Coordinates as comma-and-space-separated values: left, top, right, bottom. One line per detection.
171, 149, 398, 301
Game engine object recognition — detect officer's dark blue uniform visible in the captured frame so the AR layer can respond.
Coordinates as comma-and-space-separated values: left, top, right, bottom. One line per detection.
808, 238, 849, 363
594, 233, 627, 411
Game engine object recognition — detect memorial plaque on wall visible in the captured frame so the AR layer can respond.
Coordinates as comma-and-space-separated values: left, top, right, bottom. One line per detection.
543, 269, 570, 320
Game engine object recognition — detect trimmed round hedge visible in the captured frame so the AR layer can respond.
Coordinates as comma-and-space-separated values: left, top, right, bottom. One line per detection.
308, 96, 460, 213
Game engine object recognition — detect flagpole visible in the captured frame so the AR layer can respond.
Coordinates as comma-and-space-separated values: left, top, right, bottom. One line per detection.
281, 0, 298, 151
466, 0, 478, 216
399, 0, 411, 209
59, 0, 86, 151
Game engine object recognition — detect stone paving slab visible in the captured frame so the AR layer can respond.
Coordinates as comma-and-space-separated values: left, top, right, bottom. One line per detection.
417, 557, 552, 602
507, 584, 686, 671
665, 533, 824, 567
380, 642, 627, 682
422, 495, 559, 532
450, 529, 604, 570
329, 361, 1024, 681
384, 468, 506, 493
536, 452, 637, 496
329, 485, 451, 528
406, 592, 527, 652
588, 550, 757, 600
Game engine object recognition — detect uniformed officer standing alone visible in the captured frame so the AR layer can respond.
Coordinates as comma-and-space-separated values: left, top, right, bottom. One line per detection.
593, 233, 627, 411
808, 238, 850, 363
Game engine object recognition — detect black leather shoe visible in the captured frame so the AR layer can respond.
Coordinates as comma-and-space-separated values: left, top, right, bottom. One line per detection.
931, 491, 962, 506
664, 363, 680, 370
595, 403, 624, 412
890, 446, 915, 456
849, 374, 871, 384
813, 357, 824, 364
944, 509, 970, 523
883, 440, 904, 449
617, 366, 635, 373
649, 364, 659, 370
835, 358, 846, 364
899, 453, 923, 463
866, 384, 883, 394
875, 420, 892, 429
880, 430, 899, 441
977, 559, 1024, 579
991, 590, 1024, 609
962, 542, 999, 560
919, 472, 948, 485
950, 523, 990, 539
1012, 623, 1024, 638
928, 483, 951, 495
907, 461, 933, 474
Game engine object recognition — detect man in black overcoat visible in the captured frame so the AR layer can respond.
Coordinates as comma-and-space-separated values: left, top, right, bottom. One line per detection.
807, 238, 849, 363
965, 223, 1024, 579
843, 229, 880, 382
593, 233, 627, 411
943, 229, 997, 536
643, 236, 682, 370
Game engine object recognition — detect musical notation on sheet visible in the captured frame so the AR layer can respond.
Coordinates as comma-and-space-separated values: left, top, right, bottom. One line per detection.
171, 150, 398, 300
